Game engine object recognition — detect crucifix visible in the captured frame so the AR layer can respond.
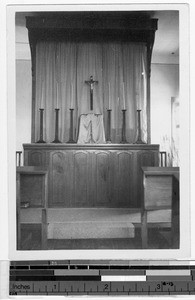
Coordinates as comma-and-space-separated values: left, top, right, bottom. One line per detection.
85, 75, 98, 110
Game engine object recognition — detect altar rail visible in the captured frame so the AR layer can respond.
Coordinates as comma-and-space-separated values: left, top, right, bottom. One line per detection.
23, 144, 159, 208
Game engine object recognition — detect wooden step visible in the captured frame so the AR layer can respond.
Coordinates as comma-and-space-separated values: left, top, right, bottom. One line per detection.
48, 221, 134, 239
47, 208, 138, 223
20, 208, 171, 239
47, 208, 135, 239
20, 208, 171, 224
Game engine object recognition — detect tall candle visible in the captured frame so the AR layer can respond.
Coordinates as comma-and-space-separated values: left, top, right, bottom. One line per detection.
108, 82, 111, 109
70, 83, 74, 108
40, 82, 43, 108
123, 82, 125, 109
56, 82, 59, 108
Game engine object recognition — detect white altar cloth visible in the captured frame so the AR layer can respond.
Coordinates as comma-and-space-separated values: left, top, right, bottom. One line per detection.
77, 113, 106, 144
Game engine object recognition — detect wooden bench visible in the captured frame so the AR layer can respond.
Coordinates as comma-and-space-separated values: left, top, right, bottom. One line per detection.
16, 166, 48, 250
141, 167, 179, 249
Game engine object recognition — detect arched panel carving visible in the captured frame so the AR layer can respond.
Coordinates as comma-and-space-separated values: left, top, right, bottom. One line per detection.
28, 151, 43, 166
74, 151, 89, 207
116, 151, 134, 207
23, 144, 159, 209
49, 151, 72, 207
95, 151, 110, 206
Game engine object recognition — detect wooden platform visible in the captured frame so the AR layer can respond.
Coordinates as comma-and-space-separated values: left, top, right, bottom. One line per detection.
20, 208, 171, 240
47, 208, 135, 239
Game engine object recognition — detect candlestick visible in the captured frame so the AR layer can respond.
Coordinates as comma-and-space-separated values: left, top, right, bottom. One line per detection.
67, 109, 76, 143
108, 82, 111, 109
56, 82, 59, 108
120, 109, 128, 144
123, 82, 125, 109
36, 109, 46, 143
106, 109, 112, 143
40, 82, 43, 108
52, 108, 61, 143
70, 83, 74, 109
134, 109, 146, 144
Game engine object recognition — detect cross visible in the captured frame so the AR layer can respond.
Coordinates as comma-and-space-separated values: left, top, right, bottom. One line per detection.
85, 75, 98, 110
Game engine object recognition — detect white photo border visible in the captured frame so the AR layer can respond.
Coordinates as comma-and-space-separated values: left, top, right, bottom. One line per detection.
7, 1, 190, 260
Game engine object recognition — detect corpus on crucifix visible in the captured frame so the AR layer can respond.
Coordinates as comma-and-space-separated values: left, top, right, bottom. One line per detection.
77, 75, 105, 144
85, 75, 98, 111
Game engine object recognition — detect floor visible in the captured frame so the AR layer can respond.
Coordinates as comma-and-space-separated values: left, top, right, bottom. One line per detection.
19, 207, 178, 250
21, 226, 174, 250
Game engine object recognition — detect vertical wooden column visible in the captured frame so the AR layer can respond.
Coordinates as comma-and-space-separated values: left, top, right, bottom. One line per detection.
30, 41, 36, 143
134, 110, 146, 144
106, 109, 112, 143
146, 32, 155, 144
41, 209, 47, 250
16, 172, 21, 250
52, 109, 61, 143
120, 109, 128, 144
41, 171, 48, 250
16, 151, 22, 167
67, 109, 76, 143
37, 109, 46, 143
141, 210, 148, 248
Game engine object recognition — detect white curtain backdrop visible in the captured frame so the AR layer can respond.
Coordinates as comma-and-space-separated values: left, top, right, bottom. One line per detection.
35, 41, 147, 143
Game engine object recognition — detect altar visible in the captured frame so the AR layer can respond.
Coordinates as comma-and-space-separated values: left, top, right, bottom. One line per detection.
23, 143, 159, 208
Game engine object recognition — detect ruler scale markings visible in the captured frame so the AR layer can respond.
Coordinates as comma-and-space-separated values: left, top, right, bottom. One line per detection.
11, 275, 102, 281
10, 270, 54, 276
15, 266, 29, 270
30, 265, 69, 269
147, 276, 192, 281
100, 270, 145, 276
55, 269, 99, 276
9, 262, 195, 296
89, 265, 109, 269
102, 275, 146, 282
146, 269, 191, 276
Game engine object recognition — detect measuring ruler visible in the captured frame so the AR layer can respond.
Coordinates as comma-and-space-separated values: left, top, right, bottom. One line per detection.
10, 260, 195, 295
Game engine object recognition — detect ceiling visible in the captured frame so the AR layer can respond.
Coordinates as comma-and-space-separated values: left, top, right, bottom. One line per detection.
15, 10, 179, 64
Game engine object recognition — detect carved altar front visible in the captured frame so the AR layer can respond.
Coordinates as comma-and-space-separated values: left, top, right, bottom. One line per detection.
23, 144, 159, 208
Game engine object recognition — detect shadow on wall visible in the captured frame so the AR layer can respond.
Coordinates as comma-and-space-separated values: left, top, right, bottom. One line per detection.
160, 134, 179, 167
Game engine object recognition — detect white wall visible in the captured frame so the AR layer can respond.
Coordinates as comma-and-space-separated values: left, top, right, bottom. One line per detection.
151, 63, 179, 165
16, 59, 31, 152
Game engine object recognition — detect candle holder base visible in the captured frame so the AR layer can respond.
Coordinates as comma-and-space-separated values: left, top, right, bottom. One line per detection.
66, 140, 76, 144
67, 139, 76, 144
134, 139, 146, 145
134, 109, 146, 145
52, 139, 62, 143
120, 139, 128, 144
36, 139, 46, 144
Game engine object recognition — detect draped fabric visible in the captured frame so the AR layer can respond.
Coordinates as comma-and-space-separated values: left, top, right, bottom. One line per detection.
35, 41, 147, 143
77, 114, 106, 144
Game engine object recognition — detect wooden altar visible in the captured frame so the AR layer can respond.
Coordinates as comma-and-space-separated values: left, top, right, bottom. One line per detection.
23, 143, 159, 208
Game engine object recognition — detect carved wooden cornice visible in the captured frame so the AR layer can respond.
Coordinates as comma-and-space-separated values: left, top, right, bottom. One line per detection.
23, 143, 159, 151
26, 12, 158, 44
